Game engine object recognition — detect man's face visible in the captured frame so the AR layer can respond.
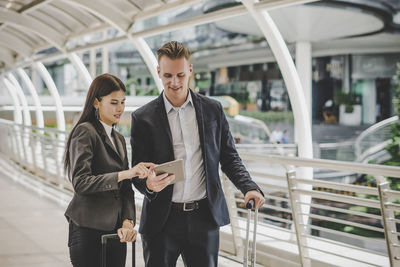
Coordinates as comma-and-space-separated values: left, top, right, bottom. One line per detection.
157, 56, 193, 107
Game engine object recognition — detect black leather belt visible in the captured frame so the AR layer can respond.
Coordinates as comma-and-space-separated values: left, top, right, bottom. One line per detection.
171, 198, 208, 212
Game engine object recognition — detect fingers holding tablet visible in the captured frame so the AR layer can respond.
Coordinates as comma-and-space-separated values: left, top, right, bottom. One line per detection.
146, 172, 175, 192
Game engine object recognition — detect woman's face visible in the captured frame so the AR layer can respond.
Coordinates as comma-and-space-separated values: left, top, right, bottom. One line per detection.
94, 90, 125, 126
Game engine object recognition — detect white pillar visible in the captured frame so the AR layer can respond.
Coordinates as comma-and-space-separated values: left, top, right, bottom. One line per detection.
8, 73, 32, 126
16, 68, 44, 128
296, 41, 312, 119
362, 80, 376, 124
102, 31, 109, 74
33, 62, 65, 132
129, 36, 164, 93
68, 53, 93, 89
90, 49, 96, 78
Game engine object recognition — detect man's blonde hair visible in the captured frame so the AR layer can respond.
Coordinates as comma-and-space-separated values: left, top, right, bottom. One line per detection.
156, 41, 191, 62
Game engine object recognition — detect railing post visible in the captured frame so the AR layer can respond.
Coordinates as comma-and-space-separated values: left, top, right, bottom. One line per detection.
286, 170, 311, 267
221, 173, 244, 259
376, 175, 400, 267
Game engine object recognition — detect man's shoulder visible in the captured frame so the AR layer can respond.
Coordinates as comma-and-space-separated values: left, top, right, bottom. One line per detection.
132, 97, 159, 118
193, 92, 221, 109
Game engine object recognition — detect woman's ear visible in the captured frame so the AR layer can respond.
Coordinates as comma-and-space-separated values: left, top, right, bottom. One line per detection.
93, 98, 99, 109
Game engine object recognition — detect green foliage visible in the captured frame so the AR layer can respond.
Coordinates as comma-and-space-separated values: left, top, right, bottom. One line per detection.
334, 91, 361, 113
380, 62, 400, 189
239, 110, 294, 123
393, 62, 400, 115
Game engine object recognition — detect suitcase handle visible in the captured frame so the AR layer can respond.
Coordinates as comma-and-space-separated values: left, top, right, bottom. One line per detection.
102, 233, 136, 267
244, 198, 258, 267
246, 199, 255, 209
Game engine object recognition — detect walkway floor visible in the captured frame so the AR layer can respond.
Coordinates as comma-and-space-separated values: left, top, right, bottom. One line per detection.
0, 167, 242, 267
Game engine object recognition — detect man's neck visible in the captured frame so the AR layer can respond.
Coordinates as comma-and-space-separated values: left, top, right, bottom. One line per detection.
166, 89, 189, 107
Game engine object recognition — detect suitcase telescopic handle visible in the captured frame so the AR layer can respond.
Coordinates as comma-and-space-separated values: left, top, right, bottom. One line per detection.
246, 199, 255, 209
102, 233, 136, 267
244, 198, 258, 267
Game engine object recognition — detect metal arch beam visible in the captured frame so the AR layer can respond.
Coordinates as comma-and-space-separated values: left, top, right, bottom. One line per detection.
67, 53, 92, 89
240, 0, 313, 160
240, 3, 313, 261
129, 37, 163, 93
1, 77, 22, 124
64, 0, 162, 93
0, 8, 66, 50
7, 72, 32, 126
0, 32, 33, 57
65, 0, 132, 33
16, 68, 44, 128
33, 62, 65, 131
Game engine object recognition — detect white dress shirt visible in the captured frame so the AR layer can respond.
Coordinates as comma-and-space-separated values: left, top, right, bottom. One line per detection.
163, 91, 206, 203
99, 120, 116, 149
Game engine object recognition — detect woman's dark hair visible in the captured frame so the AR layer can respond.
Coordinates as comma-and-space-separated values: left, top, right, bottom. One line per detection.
64, 73, 126, 176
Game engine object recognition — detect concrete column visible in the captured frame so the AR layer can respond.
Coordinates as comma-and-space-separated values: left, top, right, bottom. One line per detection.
90, 49, 96, 78
102, 32, 109, 74
295, 41, 312, 119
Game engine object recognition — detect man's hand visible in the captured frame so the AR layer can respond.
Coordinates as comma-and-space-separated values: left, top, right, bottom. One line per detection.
146, 171, 175, 192
244, 190, 265, 210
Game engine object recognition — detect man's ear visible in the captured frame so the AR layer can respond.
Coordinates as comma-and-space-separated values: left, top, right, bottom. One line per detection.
157, 65, 161, 77
189, 64, 193, 74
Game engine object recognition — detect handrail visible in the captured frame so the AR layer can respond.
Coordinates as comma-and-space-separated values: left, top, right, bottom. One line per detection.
354, 115, 399, 158
0, 118, 398, 267
240, 153, 400, 178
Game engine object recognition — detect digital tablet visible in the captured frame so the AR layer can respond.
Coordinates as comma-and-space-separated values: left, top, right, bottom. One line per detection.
154, 159, 185, 184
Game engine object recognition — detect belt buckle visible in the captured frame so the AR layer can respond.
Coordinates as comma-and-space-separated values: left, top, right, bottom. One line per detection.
183, 202, 196, 211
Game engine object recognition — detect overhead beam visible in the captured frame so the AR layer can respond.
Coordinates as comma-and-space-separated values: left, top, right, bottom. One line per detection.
0, 48, 14, 67
0, 31, 33, 57
66, 0, 132, 33
0, 7, 65, 50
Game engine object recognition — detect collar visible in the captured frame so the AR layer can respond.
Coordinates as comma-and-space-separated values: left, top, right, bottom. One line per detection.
99, 120, 113, 137
163, 89, 193, 114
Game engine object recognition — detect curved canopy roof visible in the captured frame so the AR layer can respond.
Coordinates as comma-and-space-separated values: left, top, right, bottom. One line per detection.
0, 0, 399, 72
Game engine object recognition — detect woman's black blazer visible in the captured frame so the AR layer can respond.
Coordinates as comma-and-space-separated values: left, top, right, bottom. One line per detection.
65, 121, 134, 231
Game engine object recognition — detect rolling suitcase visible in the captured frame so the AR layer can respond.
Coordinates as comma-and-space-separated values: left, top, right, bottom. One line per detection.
244, 199, 258, 267
101, 233, 136, 267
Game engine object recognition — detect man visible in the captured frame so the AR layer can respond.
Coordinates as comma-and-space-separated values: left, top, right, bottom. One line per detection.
131, 41, 265, 267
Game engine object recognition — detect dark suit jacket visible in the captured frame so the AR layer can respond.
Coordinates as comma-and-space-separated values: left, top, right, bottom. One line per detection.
65, 121, 135, 231
131, 90, 262, 237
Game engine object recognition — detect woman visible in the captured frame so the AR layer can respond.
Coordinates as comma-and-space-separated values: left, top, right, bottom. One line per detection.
64, 73, 153, 267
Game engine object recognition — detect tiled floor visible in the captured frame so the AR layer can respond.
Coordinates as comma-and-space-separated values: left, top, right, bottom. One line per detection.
0, 166, 242, 267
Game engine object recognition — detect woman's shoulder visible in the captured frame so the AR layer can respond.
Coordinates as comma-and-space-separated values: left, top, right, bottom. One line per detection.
72, 122, 98, 139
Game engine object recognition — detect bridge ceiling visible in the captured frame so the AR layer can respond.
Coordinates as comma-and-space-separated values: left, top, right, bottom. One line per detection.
0, 0, 208, 70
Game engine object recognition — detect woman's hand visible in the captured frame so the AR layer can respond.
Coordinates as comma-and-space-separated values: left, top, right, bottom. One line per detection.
117, 220, 137, 242
146, 170, 175, 192
131, 162, 155, 178
118, 162, 155, 182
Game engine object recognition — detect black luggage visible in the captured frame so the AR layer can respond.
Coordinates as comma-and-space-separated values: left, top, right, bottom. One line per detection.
101, 233, 135, 267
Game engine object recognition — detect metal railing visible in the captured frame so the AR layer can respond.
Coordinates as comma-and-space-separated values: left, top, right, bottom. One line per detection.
355, 116, 399, 163
1, 118, 400, 266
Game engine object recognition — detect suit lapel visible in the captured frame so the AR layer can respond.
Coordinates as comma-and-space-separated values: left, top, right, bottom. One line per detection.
98, 124, 123, 162
191, 90, 206, 158
156, 93, 174, 153
113, 131, 125, 161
